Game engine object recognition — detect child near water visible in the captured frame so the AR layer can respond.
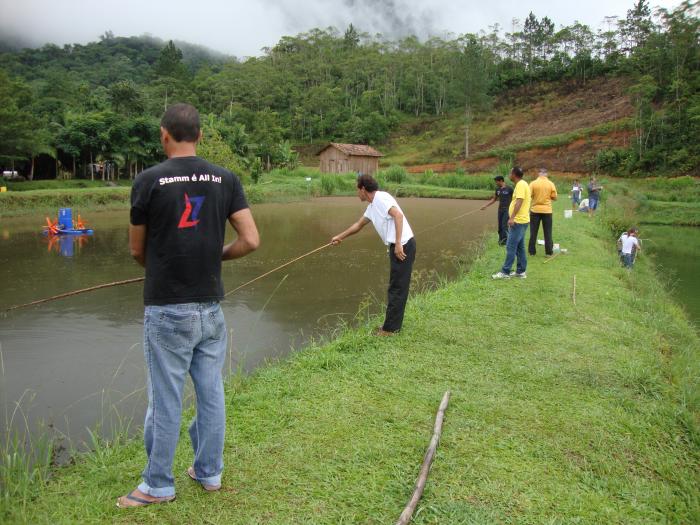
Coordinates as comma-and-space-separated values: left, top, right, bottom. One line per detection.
570, 180, 583, 209
617, 227, 641, 268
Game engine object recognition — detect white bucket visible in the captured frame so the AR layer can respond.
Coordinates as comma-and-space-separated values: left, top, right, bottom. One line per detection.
564, 209, 573, 218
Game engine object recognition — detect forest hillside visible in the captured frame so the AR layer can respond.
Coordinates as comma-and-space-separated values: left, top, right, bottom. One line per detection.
0, 1, 697, 179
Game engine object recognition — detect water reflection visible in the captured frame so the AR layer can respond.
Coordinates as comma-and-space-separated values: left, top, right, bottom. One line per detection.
44, 234, 92, 257
0, 197, 494, 451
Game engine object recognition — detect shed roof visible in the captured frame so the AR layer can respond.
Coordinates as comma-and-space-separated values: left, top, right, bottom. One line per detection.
317, 143, 384, 157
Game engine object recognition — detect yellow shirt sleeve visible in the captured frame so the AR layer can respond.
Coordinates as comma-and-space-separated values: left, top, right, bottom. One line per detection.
514, 180, 527, 200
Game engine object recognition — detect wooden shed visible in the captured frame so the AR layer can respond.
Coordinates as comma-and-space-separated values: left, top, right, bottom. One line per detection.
317, 143, 383, 175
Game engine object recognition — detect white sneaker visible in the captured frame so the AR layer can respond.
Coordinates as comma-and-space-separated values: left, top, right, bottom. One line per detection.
492, 272, 510, 279
509, 271, 527, 279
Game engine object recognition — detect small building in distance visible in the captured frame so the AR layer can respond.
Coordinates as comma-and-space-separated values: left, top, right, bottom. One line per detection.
317, 143, 383, 175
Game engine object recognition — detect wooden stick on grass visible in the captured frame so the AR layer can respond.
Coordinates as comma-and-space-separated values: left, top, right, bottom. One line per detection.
396, 390, 451, 525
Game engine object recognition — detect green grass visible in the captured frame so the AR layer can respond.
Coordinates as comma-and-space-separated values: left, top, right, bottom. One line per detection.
469, 119, 633, 162
635, 200, 700, 226
3, 199, 698, 524
0, 187, 132, 217
2, 180, 133, 191
602, 176, 700, 226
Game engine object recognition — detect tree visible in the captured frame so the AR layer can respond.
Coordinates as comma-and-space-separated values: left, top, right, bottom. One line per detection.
108, 80, 144, 115
343, 24, 360, 50
274, 140, 299, 169
156, 40, 186, 78
198, 121, 246, 175
621, 0, 654, 53
0, 69, 40, 171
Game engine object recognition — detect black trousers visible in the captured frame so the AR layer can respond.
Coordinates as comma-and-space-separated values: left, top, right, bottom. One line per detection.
529, 212, 553, 255
497, 208, 509, 244
383, 237, 416, 332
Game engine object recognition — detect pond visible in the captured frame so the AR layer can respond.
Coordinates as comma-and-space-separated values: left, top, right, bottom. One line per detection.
643, 224, 700, 328
0, 197, 493, 452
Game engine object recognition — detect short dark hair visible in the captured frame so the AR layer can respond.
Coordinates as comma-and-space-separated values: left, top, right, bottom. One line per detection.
161, 103, 200, 142
494, 175, 505, 181
511, 166, 524, 178
357, 174, 379, 192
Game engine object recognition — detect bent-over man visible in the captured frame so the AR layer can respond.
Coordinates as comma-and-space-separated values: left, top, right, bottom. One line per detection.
331, 174, 416, 336
119, 103, 259, 508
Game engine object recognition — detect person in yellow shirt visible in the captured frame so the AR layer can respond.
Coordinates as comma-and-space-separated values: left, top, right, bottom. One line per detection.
493, 166, 531, 279
528, 168, 558, 257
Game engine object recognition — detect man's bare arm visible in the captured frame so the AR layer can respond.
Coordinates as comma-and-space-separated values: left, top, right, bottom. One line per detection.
331, 216, 370, 244
129, 224, 147, 267
223, 208, 260, 260
508, 198, 523, 226
481, 195, 497, 210
388, 206, 407, 261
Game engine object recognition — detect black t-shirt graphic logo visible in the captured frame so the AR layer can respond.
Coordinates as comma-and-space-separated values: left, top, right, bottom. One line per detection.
130, 156, 249, 305
178, 193, 205, 229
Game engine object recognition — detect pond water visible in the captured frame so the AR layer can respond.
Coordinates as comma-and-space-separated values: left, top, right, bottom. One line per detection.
0, 197, 493, 451
643, 224, 700, 327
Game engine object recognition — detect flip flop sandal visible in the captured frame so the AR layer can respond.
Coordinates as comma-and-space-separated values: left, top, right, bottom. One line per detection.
187, 466, 221, 492
116, 489, 176, 508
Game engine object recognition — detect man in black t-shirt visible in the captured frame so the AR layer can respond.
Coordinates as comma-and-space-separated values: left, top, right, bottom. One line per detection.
118, 104, 259, 508
481, 175, 513, 245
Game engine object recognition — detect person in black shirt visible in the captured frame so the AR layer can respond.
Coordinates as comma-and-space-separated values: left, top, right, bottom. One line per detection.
481, 175, 513, 245
118, 103, 259, 508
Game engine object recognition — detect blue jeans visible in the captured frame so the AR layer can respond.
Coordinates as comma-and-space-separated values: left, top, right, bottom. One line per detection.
622, 253, 634, 268
589, 194, 599, 210
138, 302, 227, 497
501, 222, 529, 274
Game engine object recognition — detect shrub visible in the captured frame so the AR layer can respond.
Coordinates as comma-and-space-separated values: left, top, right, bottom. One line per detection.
250, 157, 263, 184
419, 170, 438, 185
383, 165, 407, 184
320, 174, 336, 195
593, 148, 631, 174
492, 162, 511, 179
335, 173, 356, 192
444, 173, 464, 188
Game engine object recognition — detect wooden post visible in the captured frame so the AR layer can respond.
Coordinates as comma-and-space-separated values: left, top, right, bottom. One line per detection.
396, 391, 451, 525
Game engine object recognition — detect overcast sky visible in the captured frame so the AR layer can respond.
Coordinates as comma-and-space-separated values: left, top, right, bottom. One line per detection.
0, 0, 685, 57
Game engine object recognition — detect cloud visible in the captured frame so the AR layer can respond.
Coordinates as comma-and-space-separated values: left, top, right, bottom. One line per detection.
263, 0, 441, 40
0, 0, 685, 56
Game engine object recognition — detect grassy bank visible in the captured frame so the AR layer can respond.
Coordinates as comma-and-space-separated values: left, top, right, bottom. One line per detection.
0, 168, 498, 218
604, 175, 700, 226
3, 199, 698, 524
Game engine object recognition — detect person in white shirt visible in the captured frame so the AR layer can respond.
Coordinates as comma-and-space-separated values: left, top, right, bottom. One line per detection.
331, 174, 416, 336
577, 198, 590, 212
570, 180, 583, 209
618, 227, 641, 268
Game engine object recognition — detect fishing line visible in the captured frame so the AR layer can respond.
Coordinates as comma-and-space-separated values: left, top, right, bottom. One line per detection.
415, 206, 482, 235
5, 203, 485, 312
223, 243, 331, 298
4, 244, 332, 312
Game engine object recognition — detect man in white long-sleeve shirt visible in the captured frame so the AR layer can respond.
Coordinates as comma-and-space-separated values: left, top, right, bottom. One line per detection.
331, 174, 416, 336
